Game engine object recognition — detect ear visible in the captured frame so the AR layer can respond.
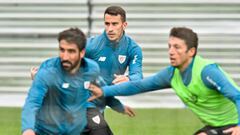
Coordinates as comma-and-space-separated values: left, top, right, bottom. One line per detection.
80, 49, 85, 59
122, 22, 128, 30
188, 47, 196, 57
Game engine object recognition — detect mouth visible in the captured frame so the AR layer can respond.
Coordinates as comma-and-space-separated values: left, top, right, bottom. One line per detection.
61, 61, 72, 68
108, 33, 115, 37
169, 57, 176, 63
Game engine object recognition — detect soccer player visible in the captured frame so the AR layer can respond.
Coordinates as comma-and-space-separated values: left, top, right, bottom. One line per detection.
88, 27, 240, 135
82, 5, 143, 135
30, 6, 143, 135
22, 28, 100, 135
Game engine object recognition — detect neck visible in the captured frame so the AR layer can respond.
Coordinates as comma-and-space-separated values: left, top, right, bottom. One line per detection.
69, 62, 81, 75
179, 57, 193, 72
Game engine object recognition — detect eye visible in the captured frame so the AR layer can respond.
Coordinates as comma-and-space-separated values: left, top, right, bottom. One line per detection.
105, 22, 110, 26
59, 47, 64, 52
68, 49, 76, 54
112, 22, 118, 26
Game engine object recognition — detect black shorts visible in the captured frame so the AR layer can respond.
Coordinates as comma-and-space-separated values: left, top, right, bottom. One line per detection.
81, 108, 113, 135
194, 124, 237, 135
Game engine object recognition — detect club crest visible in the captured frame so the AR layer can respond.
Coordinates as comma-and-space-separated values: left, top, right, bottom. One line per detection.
84, 81, 90, 89
118, 55, 126, 64
92, 115, 100, 124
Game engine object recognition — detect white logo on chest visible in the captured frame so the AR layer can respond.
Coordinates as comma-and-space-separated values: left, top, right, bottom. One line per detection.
118, 55, 126, 64
62, 83, 69, 88
98, 57, 106, 62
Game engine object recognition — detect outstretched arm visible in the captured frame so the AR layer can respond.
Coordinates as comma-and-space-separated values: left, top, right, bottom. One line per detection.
106, 96, 135, 117
88, 67, 172, 101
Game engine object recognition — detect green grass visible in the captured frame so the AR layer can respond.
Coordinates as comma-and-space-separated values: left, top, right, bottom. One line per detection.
0, 107, 203, 135
105, 108, 203, 135
0, 107, 21, 135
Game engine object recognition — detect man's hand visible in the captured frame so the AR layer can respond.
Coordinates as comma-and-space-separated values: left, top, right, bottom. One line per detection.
88, 83, 103, 101
112, 74, 129, 84
123, 105, 135, 117
30, 66, 38, 80
22, 129, 36, 135
223, 125, 240, 135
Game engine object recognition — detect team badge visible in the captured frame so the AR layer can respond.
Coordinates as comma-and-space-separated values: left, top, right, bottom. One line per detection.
92, 115, 100, 124
118, 55, 126, 64
84, 81, 90, 89
62, 83, 69, 88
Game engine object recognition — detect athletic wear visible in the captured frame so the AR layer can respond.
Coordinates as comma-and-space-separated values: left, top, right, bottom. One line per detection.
22, 57, 100, 134
102, 55, 240, 126
86, 31, 143, 85
83, 31, 143, 135
171, 56, 238, 126
85, 31, 143, 112
194, 124, 237, 135
81, 108, 113, 135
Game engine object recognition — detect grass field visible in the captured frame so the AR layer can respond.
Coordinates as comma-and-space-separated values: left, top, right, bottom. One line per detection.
0, 107, 203, 135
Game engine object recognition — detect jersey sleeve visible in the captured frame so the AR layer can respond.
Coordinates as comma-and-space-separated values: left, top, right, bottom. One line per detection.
21, 68, 49, 132
85, 37, 94, 59
202, 64, 240, 125
103, 67, 173, 97
105, 97, 125, 113
127, 45, 143, 80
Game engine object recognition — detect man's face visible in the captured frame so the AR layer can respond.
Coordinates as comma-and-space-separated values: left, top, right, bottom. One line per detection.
59, 40, 85, 73
168, 36, 195, 71
104, 14, 127, 42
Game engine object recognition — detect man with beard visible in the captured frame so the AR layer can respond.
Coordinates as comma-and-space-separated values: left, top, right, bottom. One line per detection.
22, 28, 100, 135
30, 6, 142, 135
88, 27, 240, 135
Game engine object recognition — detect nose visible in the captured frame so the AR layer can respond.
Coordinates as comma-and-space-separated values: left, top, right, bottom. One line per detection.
168, 47, 174, 55
61, 51, 69, 61
107, 24, 114, 32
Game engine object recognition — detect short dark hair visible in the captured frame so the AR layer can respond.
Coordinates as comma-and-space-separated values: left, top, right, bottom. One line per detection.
104, 6, 126, 22
58, 27, 86, 51
170, 27, 198, 56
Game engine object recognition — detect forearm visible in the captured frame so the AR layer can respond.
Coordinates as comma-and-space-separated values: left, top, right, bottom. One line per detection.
106, 97, 125, 113
103, 71, 170, 97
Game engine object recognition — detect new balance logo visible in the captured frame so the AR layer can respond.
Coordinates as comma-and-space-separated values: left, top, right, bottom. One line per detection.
62, 83, 69, 88
98, 57, 106, 62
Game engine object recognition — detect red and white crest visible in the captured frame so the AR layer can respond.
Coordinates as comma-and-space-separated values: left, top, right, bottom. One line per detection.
118, 55, 126, 64
84, 81, 90, 89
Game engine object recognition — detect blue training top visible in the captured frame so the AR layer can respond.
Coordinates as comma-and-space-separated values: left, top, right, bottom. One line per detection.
22, 57, 100, 134
102, 56, 240, 125
85, 31, 143, 113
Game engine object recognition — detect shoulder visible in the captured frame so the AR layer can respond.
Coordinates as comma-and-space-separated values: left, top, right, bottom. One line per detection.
164, 66, 175, 80
125, 34, 140, 48
87, 33, 105, 46
86, 34, 105, 55
35, 58, 60, 82
201, 63, 220, 77
83, 58, 100, 74
40, 57, 60, 69
124, 35, 142, 55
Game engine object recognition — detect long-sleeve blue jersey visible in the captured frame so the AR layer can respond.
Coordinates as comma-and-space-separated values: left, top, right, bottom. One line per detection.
85, 31, 143, 112
22, 57, 100, 134
102, 56, 240, 125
